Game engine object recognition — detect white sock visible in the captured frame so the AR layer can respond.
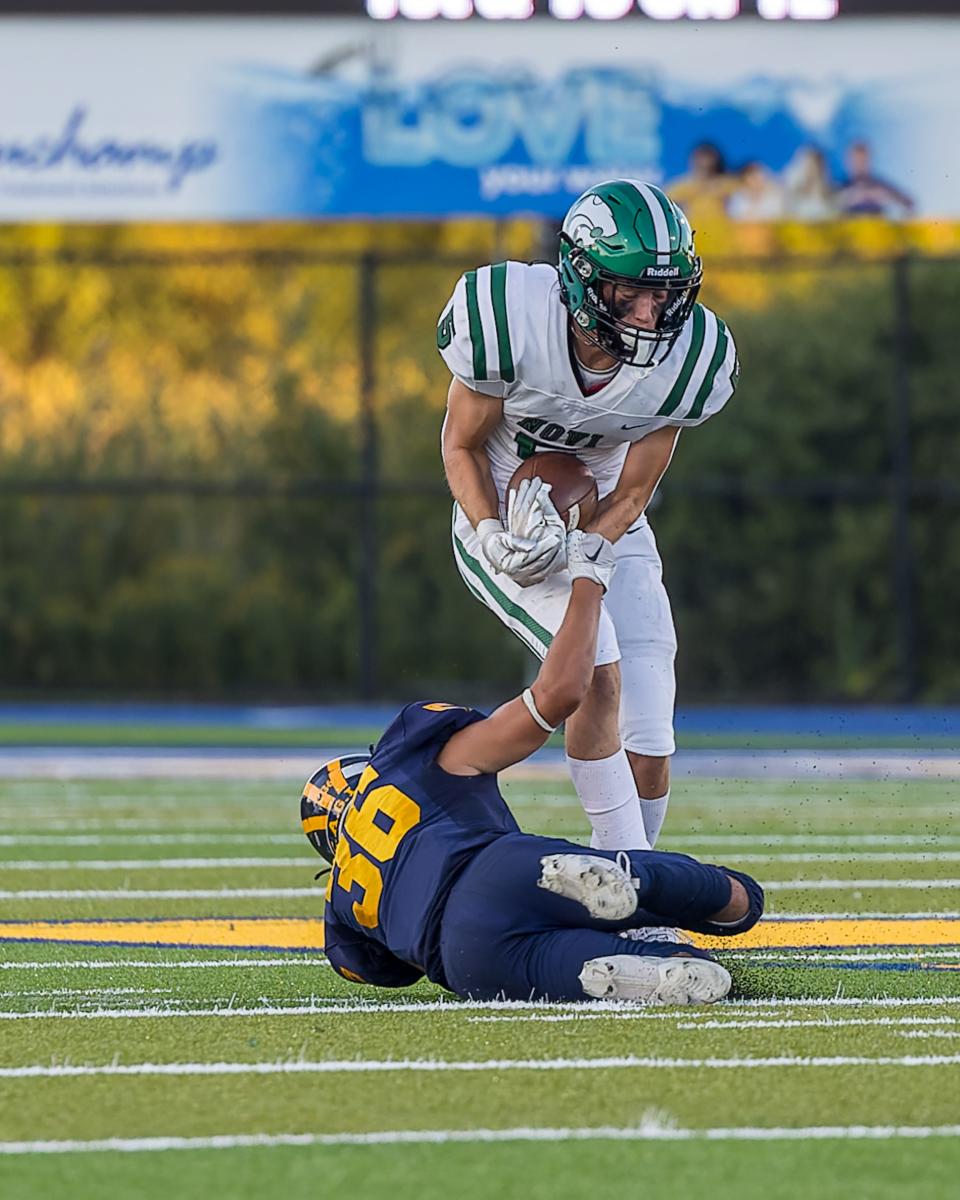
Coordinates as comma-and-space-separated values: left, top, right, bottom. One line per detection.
639, 790, 669, 848
566, 750, 650, 851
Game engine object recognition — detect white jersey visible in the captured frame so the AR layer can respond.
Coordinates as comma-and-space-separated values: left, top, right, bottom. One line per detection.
438, 261, 738, 502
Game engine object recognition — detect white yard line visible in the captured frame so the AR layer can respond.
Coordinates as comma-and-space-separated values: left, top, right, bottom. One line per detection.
0, 858, 308, 871
765, 879, 960, 891
1, 832, 956, 848
5, 889, 960, 903
4, 1123, 960, 1154
669, 835, 960, 847
674, 1016, 960, 1032
5, 994, 960, 1022
763, 910, 960, 918
722, 853, 960, 864
729, 949, 960, 962
0, 837, 297, 850
0, 888, 317, 899
0, 959, 327, 971
0, 987, 171, 1000
0, 820, 277, 833
898, 1030, 960, 1040
3, 1053, 960, 1080
8, 854, 960, 869
0, 951, 937, 973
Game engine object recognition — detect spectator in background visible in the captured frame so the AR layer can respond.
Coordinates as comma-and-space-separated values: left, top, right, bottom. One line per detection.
667, 141, 736, 226
728, 161, 785, 222
835, 141, 914, 218
782, 145, 836, 220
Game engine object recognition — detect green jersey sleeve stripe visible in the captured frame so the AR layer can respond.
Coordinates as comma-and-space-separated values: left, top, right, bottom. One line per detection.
687, 317, 729, 420
453, 532, 553, 650
657, 304, 706, 416
490, 262, 514, 383
464, 269, 487, 381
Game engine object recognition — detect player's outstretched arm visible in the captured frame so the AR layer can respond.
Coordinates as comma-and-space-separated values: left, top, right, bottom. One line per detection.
437, 535, 615, 777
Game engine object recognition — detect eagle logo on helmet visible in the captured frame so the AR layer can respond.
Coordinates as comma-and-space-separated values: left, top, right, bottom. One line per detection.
300, 754, 370, 864
563, 193, 618, 250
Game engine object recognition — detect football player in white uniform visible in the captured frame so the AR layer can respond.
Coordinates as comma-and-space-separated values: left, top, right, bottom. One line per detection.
438, 180, 738, 853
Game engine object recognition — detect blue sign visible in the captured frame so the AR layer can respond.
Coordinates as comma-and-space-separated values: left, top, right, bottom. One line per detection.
216, 61, 905, 218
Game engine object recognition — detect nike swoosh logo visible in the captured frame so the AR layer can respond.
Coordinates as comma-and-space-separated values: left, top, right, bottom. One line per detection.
621, 423, 647, 431
585, 548, 602, 562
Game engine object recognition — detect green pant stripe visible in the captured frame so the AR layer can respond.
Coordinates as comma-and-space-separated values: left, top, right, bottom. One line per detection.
463, 574, 542, 659
464, 269, 487, 381
453, 532, 553, 650
687, 317, 729, 420
490, 262, 514, 383
657, 304, 705, 416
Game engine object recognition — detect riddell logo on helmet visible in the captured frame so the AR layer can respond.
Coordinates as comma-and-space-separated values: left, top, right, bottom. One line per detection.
643, 266, 681, 278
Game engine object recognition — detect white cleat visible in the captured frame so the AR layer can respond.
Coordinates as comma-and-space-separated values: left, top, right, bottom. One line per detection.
579, 954, 732, 1005
537, 853, 638, 921
618, 926, 693, 946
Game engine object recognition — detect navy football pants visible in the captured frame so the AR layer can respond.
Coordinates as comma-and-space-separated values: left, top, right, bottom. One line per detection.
438, 833, 763, 1002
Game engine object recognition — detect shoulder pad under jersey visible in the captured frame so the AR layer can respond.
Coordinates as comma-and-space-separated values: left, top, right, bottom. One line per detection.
436, 262, 530, 398
655, 305, 739, 426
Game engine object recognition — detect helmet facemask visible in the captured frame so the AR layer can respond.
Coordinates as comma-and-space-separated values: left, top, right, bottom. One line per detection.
300, 754, 370, 864
562, 236, 702, 369
557, 180, 703, 369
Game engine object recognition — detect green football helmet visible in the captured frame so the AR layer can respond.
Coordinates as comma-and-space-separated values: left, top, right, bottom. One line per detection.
558, 179, 702, 369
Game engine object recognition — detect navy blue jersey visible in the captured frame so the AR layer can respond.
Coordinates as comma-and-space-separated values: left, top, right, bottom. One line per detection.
323, 702, 520, 990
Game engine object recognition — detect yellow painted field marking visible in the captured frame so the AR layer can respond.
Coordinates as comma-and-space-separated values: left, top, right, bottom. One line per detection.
0, 917, 957, 952
0, 919, 324, 951
693, 919, 960, 951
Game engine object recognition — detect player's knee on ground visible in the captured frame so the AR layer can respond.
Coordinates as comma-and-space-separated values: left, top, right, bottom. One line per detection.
708, 868, 764, 934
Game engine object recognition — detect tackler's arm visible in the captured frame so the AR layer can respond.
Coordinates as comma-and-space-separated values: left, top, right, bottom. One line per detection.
436, 534, 616, 777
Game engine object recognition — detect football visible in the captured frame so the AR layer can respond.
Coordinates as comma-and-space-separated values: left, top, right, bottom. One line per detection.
508, 452, 599, 532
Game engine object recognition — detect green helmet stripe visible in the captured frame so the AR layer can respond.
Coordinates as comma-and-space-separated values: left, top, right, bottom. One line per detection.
688, 317, 730, 420
464, 269, 487, 381
490, 262, 514, 384
626, 179, 673, 262
657, 304, 706, 416
617, 180, 661, 259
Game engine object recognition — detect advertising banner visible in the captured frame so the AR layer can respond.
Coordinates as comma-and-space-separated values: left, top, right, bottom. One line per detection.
0, 17, 956, 220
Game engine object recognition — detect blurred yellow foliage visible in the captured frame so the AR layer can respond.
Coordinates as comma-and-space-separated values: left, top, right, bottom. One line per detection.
0, 218, 955, 475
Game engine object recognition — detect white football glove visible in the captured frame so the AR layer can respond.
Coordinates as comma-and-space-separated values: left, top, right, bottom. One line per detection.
476, 517, 539, 577
566, 530, 617, 592
505, 477, 567, 587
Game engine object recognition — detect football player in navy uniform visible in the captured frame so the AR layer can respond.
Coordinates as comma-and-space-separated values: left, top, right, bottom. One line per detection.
303, 481, 763, 1004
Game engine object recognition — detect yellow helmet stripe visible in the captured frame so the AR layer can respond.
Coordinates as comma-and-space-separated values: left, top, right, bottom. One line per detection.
326, 760, 349, 793
301, 815, 328, 834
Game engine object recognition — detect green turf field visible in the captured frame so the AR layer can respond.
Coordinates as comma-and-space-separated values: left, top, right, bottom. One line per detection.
1, 773, 959, 1198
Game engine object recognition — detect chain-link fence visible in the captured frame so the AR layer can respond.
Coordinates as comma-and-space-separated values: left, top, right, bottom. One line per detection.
0, 245, 957, 701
